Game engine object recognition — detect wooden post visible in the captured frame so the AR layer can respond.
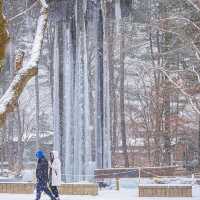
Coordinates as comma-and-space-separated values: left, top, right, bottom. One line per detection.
116, 178, 120, 191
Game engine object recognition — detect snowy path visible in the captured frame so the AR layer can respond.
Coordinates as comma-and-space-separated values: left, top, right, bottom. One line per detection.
0, 187, 200, 200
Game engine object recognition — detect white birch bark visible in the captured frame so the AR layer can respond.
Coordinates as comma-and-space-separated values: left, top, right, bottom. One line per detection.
95, 0, 104, 169
73, 2, 81, 181
63, 23, 74, 182
53, 1, 91, 182
53, 24, 60, 151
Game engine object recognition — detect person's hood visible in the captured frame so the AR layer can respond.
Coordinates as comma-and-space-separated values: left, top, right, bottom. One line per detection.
36, 150, 45, 159
51, 150, 59, 159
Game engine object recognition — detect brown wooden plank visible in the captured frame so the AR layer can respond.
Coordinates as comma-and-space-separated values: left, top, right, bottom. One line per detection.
139, 185, 192, 197
95, 166, 178, 179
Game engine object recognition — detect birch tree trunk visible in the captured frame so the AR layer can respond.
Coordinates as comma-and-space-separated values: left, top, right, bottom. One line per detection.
95, 0, 104, 169
85, 0, 96, 163
52, 0, 91, 182
16, 103, 23, 174
103, 0, 114, 168
160, 1, 171, 166
35, 74, 40, 150
118, 0, 129, 168
155, 30, 163, 166
72, 0, 91, 181
7, 45, 15, 170
53, 22, 60, 152
69, 12, 76, 182
53, 20, 66, 179
62, 18, 76, 182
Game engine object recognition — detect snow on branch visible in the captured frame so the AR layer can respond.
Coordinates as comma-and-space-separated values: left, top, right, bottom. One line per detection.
159, 69, 200, 114
38, 0, 48, 9
186, 0, 200, 12
0, 1, 48, 127
9, 1, 38, 22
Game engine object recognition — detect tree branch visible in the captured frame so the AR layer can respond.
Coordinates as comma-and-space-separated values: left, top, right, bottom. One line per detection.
186, 0, 200, 12
0, 1, 48, 127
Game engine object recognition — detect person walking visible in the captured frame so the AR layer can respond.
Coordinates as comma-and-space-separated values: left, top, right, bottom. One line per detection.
35, 150, 56, 200
49, 151, 61, 200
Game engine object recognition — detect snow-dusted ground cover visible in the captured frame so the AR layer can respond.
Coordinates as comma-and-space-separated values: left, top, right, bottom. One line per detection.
0, 186, 200, 200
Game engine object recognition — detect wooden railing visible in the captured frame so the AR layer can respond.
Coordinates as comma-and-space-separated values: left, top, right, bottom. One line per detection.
95, 166, 181, 190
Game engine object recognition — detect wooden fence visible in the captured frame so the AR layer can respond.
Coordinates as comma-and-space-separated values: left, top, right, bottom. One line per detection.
95, 166, 179, 179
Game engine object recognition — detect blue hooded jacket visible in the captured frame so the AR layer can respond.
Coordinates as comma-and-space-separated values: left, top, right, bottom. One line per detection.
35, 150, 49, 184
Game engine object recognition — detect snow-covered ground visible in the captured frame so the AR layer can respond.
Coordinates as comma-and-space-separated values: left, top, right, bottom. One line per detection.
0, 186, 200, 200
0, 189, 137, 200
0, 177, 199, 200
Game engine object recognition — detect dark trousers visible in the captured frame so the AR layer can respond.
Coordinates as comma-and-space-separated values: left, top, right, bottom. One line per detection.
36, 182, 55, 200
50, 184, 59, 198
